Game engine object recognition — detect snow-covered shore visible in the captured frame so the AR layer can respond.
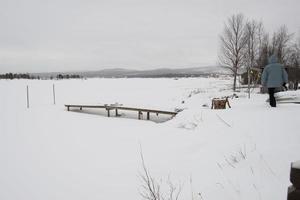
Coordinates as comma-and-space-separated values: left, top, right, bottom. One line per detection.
0, 77, 299, 200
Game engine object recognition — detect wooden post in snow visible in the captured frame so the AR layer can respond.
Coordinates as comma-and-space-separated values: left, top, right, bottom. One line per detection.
53, 84, 56, 105
26, 85, 30, 108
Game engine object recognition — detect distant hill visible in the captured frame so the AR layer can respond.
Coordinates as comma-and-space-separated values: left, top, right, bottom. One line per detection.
33, 66, 230, 78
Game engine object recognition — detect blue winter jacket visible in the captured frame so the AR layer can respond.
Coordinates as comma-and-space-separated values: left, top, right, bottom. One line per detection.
261, 55, 288, 88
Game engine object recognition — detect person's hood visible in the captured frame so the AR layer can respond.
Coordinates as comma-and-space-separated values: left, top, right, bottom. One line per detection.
268, 55, 278, 64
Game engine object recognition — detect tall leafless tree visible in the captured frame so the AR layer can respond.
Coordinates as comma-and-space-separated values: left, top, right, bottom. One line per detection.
288, 34, 300, 68
219, 14, 248, 91
294, 35, 300, 67
244, 20, 262, 98
270, 25, 294, 64
257, 31, 270, 69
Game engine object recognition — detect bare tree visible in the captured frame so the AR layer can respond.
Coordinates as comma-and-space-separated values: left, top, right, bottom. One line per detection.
288, 34, 300, 68
219, 13, 299, 91
257, 32, 270, 69
270, 25, 294, 64
219, 13, 248, 91
294, 35, 300, 67
244, 20, 262, 98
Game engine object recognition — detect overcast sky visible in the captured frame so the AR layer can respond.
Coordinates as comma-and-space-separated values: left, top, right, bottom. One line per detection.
0, 0, 299, 73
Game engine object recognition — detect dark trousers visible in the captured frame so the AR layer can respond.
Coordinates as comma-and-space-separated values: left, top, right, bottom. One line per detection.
268, 88, 276, 107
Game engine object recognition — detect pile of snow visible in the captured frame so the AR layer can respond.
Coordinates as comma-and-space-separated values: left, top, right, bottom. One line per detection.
275, 91, 300, 102
0, 77, 299, 200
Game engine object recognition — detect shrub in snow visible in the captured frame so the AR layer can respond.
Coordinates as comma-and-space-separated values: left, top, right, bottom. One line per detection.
139, 151, 182, 200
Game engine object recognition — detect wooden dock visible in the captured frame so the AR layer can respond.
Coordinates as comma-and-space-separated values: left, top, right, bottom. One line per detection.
65, 104, 178, 120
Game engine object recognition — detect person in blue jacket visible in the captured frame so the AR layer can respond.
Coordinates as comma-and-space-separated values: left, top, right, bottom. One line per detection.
261, 55, 288, 107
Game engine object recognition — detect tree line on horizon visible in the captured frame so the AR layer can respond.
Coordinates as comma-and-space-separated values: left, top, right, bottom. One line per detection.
219, 13, 300, 91
0, 73, 81, 80
0, 73, 37, 80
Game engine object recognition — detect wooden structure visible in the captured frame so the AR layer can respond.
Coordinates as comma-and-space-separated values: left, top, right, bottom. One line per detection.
65, 104, 178, 120
211, 97, 231, 109
288, 160, 300, 200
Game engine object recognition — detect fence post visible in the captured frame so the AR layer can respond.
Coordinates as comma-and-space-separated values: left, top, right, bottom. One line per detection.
26, 85, 29, 108
53, 84, 56, 105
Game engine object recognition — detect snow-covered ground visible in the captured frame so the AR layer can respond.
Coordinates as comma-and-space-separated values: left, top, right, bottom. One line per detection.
0, 77, 299, 200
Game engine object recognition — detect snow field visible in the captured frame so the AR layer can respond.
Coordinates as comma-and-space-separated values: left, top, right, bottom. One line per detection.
0, 77, 299, 200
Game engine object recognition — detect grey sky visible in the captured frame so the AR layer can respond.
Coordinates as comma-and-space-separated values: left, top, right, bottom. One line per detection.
0, 0, 299, 73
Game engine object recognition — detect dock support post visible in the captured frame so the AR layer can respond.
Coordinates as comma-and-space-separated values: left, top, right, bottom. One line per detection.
80, 107, 82, 110
147, 112, 150, 120
138, 111, 142, 120
107, 109, 110, 117
67, 106, 70, 111
115, 109, 118, 116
